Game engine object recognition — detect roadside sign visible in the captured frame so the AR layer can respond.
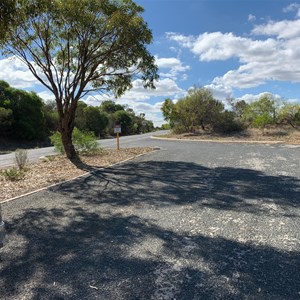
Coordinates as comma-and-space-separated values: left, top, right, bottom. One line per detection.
114, 124, 121, 150
114, 124, 121, 134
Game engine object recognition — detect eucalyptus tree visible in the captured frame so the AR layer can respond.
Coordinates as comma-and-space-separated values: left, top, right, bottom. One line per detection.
1, 0, 158, 160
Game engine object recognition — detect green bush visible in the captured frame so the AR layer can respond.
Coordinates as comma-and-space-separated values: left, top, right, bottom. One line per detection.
252, 113, 274, 130
213, 111, 245, 134
173, 124, 188, 134
50, 131, 65, 154
2, 167, 25, 181
50, 128, 101, 155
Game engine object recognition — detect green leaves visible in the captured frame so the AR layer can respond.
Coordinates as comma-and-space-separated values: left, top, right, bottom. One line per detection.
161, 87, 244, 134
1, 0, 158, 160
3, 0, 158, 103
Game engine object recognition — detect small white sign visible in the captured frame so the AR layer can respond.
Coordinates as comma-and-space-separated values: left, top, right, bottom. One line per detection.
114, 125, 121, 133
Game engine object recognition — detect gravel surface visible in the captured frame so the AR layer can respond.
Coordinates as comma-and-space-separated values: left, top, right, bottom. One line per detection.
0, 140, 300, 299
0, 148, 154, 202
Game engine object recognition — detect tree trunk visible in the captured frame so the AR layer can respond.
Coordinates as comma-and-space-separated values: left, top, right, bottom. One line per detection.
61, 126, 78, 160
58, 107, 78, 161
200, 120, 205, 131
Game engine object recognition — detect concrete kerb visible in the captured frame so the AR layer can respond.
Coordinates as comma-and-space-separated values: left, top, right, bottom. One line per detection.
1, 149, 159, 204
151, 135, 286, 144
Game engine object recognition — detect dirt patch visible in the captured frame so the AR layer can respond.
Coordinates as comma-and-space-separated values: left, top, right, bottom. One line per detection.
159, 128, 300, 144
0, 147, 154, 202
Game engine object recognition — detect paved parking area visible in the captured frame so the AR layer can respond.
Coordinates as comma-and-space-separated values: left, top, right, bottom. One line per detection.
1, 141, 300, 299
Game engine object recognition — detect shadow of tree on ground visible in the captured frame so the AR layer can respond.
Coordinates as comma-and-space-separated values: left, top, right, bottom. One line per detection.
55, 160, 300, 217
1, 160, 299, 299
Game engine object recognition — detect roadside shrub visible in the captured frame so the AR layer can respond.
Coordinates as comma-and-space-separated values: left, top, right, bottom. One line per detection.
49, 131, 65, 154
50, 128, 101, 155
252, 113, 274, 130
172, 124, 188, 134
15, 149, 28, 170
213, 111, 245, 134
2, 167, 25, 181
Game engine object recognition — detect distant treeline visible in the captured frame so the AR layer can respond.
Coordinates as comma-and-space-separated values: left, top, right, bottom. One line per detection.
0, 80, 154, 142
161, 87, 300, 133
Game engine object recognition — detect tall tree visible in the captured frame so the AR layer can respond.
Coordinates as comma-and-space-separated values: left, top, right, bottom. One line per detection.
1, 0, 158, 161
0, 0, 16, 40
242, 94, 279, 129
161, 98, 177, 128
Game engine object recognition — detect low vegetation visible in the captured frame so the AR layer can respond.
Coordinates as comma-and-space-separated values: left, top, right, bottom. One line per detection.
161, 87, 300, 137
50, 128, 100, 156
1, 149, 28, 181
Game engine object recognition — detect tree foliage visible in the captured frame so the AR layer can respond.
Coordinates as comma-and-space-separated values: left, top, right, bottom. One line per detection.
2, 0, 158, 160
241, 94, 278, 129
277, 103, 300, 128
0, 80, 45, 140
161, 87, 241, 134
0, 81, 155, 144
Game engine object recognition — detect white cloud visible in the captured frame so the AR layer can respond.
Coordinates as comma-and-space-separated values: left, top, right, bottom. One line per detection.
155, 56, 190, 79
204, 82, 233, 101
37, 91, 55, 102
168, 31, 278, 62
238, 92, 283, 104
0, 56, 40, 89
283, 3, 300, 17
248, 14, 256, 22
122, 78, 184, 101
168, 15, 300, 92
252, 19, 300, 39
166, 32, 195, 48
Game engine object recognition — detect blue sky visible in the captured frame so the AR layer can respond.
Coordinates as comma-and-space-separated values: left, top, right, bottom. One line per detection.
1, 0, 300, 126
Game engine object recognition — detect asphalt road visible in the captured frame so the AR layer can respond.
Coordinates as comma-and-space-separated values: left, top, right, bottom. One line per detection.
1, 138, 300, 299
0, 131, 168, 168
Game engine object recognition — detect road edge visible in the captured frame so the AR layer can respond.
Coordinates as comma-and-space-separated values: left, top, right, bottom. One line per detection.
151, 135, 287, 144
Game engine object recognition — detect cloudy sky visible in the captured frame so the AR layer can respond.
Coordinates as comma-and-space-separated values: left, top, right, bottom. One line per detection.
1, 0, 300, 126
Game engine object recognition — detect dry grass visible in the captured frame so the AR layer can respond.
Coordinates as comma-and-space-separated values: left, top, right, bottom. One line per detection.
0, 147, 154, 202
161, 127, 300, 144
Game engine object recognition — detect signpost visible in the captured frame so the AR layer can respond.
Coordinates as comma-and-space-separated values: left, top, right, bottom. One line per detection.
0, 205, 5, 248
114, 124, 121, 150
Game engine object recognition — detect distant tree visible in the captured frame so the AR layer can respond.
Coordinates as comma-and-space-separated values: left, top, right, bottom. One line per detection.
2, 0, 158, 161
74, 101, 88, 131
212, 110, 244, 133
277, 103, 300, 128
232, 100, 248, 119
0, 81, 45, 140
84, 106, 109, 137
161, 98, 177, 128
175, 97, 198, 132
171, 88, 224, 132
114, 110, 134, 135
0, 107, 13, 136
42, 100, 59, 133
100, 100, 125, 114
161, 123, 171, 130
242, 95, 279, 129
188, 88, 224, 131
133, 113, 154, 133
10, 90, 45, 140
142, 119, 154, 132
